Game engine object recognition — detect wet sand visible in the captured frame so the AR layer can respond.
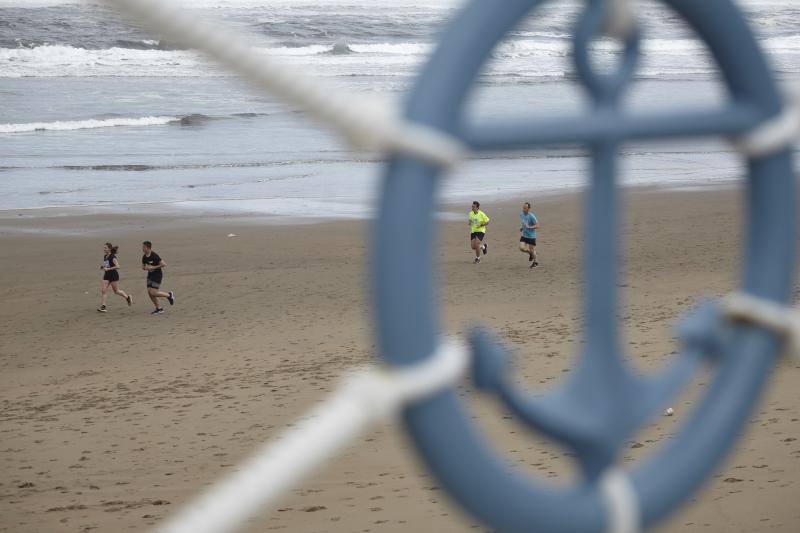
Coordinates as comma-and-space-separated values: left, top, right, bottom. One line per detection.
1, 186, 799, 532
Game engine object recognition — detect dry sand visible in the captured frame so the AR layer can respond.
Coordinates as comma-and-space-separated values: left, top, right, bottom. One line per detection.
1, 187, 799, 532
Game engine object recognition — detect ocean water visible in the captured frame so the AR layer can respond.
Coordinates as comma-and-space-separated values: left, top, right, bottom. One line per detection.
1, 0, 798, 217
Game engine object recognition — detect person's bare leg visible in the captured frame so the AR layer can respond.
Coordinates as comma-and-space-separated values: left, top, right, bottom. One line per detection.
148, 288, 160, 309
519, 242, 532, 260
100, 280, 109, 306
531, 245, 537, 264
111, 281, 129, 301
473, 238, 481, 258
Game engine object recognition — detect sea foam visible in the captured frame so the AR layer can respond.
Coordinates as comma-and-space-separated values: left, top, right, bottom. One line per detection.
0, 115, 180, 133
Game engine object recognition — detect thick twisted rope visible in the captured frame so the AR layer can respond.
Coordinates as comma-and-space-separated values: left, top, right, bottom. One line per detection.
600, 469, 640, 533
735, 84, 800, 157
722, 292, 800, 359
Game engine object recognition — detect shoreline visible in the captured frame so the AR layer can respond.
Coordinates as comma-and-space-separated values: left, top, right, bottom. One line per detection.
0, 180, 738, 236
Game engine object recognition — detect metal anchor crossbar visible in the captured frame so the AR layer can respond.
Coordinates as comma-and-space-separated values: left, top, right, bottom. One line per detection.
100, 0, 798, 532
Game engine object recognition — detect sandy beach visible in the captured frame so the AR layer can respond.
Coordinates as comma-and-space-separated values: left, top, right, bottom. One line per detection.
1, 186, 799, 532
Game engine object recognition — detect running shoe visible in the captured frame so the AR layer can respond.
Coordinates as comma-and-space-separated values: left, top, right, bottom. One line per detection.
474, 257, 481, 264
151, 308, 165, 315
167, 291, 175, 306
482, 243, 488, 255
126, 295, 133, 307
97, 305, 107, 313
529, 261, 538, 269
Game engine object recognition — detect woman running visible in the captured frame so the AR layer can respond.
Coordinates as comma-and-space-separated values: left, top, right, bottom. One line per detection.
98, 242, 133, 312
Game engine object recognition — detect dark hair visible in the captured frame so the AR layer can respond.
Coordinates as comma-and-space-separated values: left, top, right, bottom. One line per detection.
523, 202, 531, 208
105, 242, 119, 254
142, 240, 152, 249
472, 201, 480, 208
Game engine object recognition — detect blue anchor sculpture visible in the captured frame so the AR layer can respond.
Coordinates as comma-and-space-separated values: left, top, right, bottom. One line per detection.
375, 0, 796, 530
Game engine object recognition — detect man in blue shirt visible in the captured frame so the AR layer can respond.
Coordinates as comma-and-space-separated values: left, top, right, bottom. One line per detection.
519, 201, 540, 268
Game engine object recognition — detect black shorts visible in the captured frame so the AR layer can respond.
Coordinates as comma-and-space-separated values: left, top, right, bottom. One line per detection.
146, 277, 162, 289
103, 271, 120, 282
520, 237, 537, 246
470, 232, 485, 241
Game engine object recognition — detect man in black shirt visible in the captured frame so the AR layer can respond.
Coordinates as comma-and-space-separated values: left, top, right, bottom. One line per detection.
142, 240, 175, 315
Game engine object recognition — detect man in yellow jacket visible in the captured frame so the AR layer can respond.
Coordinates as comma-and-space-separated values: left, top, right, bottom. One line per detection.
468, 200, 490, 264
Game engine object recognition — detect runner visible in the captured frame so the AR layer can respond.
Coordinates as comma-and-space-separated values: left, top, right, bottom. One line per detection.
519, 201, 540, 268
141, 240, 175, 315
468, 201, 490, 264
97, 242, 133, 312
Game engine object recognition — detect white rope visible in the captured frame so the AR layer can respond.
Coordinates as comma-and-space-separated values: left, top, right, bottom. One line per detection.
603, 0, 636, 40
155, 340, 469, 533
100, 0, 466, 168
599, 469, 640, 533
734, 85, 800, 158
722, 292, 800, 359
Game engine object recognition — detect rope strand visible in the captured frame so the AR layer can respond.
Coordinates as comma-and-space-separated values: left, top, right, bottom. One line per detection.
734, 85, 800, 157
722, 292, 800, 359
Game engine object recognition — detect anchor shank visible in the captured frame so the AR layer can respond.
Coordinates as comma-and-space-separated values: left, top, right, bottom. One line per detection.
583, 139, 625, 378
